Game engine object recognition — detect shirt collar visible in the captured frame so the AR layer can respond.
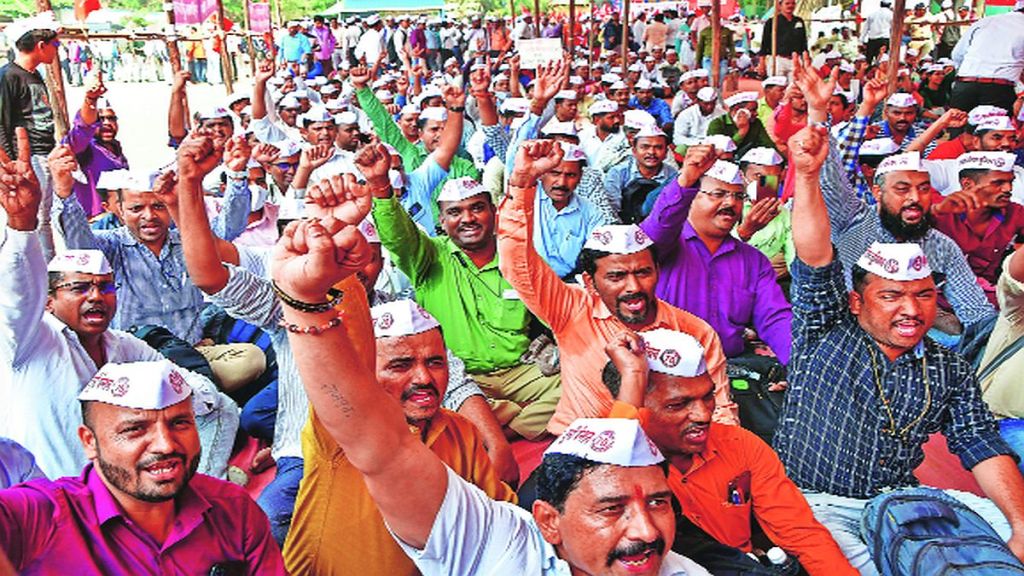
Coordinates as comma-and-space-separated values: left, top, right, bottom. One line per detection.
681, 220, 738, 254
538, 186, 581, 215
447, 239, 499, 271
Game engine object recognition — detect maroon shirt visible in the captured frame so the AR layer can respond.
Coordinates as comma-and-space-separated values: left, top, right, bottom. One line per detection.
933, 204, 1024, 305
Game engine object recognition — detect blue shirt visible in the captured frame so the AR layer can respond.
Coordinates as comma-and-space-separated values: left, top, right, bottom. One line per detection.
629, 96, 674, 127
279, 32, 312, 63
398, 156, 449, 237
603, 157, 678, 214
533, 188, 605, 277
774, 257, 1014, 498
0, 438, 44, 489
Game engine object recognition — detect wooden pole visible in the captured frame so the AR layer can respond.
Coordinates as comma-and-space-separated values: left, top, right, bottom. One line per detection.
770, 1, 779, 75
568, 0, 576, 51
216, 1, 235, 95
273, 0, 284, 28
621, 0, 630, 70
243, 0, 258, 78
535, 0, 542, 36
510, 0, 516, 21
164, 3, 190, 130
711, 0, 722, 91
589, 0, 595, 70
886, 0, 906, 95
35, 0, 70, 139
977, 0, 986, 18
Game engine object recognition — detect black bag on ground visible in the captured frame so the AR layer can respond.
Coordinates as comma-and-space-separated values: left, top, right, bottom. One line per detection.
727, 354, 786, 445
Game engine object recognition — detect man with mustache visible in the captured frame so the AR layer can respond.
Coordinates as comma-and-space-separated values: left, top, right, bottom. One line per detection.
873, 93, 932, 154
706, 92, 777, 159
673, 87, 725, 150
0, 138, 237, 481
774, 124, 1024, 573
600, 329, 855, 574
283, 299, 516, 575
268, 210, 710, 574
604, 124, 678, 218
919, 114, 1024, 203
929, 152, 1024, 306
61, 71, 128, 220
579, 99, 626, 167
0, 361, 286, 574
639, 155, 793, 366
498, 139, 732, 435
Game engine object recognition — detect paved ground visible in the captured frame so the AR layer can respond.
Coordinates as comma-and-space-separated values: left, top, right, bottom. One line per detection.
65, 79, 239, 170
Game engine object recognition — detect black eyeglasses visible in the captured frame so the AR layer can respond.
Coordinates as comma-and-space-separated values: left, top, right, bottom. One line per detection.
99, 115, 118, 123
53, 280, 117, 296
699, 189, 747, 202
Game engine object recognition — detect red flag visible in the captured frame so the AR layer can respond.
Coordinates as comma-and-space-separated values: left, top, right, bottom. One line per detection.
74, 0, 101, 21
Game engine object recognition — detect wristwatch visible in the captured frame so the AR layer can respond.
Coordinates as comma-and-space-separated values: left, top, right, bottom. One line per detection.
448, 105, 465, 113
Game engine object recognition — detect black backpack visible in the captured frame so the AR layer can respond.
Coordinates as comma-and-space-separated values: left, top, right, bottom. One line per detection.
129, 324, 215, 383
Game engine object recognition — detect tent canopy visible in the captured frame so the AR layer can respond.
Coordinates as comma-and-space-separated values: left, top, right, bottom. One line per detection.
320, 0, 444, 15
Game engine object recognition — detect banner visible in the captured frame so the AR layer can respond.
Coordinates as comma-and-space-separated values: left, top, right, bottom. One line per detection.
249, 2, 271, 32
515, 38, 564, 69
173, 0, 219, 25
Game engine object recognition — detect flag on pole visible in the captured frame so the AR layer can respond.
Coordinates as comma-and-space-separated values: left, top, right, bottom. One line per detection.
74, 0, 102, 21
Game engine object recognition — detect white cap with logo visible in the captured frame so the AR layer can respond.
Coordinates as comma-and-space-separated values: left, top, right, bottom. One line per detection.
583, 224, 654, 254
436, 177, 489, 203
876, 152, 927, 176
704, 160, 744, 185
641, 329, 708, 378
371, 299, 440, 338
957, 151, 1017, 173
544, 418, 664, 467
48, 250, 113, 275
855, 242, 932, 282
78, 360, 193, 410
740, 147, 783, 166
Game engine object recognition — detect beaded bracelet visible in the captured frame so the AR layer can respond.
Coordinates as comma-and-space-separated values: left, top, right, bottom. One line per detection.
271, 280, 344, 313
279, 311, 344, 335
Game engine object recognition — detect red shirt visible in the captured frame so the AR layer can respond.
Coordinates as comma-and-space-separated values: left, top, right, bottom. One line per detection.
933, 204, 1024, 305
927, 137, 968, 160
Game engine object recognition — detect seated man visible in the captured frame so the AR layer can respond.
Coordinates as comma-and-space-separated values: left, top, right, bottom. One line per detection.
267, 206, 710, 576
578, 99, 626, 169
707, 92, 776, 159
873, 93, 933, 154
283, 299, 517, 575
630, 78, 673, 134
673, 87, 725, 151
923, 115, 1024, 202
370, 156, 561, 440
497, 140, 732, 435
775, 124, 1024, 572
640, 158, 792, 365
0, 152, 237, 480
0, 361, 285, 574
737, 147, 794, 283
930, 152, 1024, 305
604, 125, 678, 221
601, 329, 855, 575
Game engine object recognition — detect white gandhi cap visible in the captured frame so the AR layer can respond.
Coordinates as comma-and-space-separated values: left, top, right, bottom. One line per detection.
48, 250, 113, 275
78, 360, 193, 410
371, 299, 441, 338
855, 242, 932, 282
641, 329, 708, 378
545, 418, 664, 467
583, 224, 653, 254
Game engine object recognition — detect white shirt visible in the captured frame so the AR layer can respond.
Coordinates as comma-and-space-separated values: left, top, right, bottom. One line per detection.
924, 159, 1024, 204
394, 467, 711, 576
0, 230, 226, 478
673, 103, 725, 146
952, 12, 1024, 82
355, 27, 384, 65
578, 125, 625, 167
671, 91, 694, 118
308, 148, 358, 186
250, 116, 302, 144
861, 7, 893, 41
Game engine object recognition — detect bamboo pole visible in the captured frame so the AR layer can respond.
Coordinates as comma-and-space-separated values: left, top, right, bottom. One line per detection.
216, 2, 235, 94
36, 0, 70, 139
770, 1, 779, 75
535, 0, 542, 36
164, 3, 190, 130
621, 0, 630, 70
568, 0, 576, 51
510, 0, 516, 20
711, 0, 722, 90
273, 0, 284, 28
886, 0, 906, 95
243, 0, 258, 77
588, 0, 595, 70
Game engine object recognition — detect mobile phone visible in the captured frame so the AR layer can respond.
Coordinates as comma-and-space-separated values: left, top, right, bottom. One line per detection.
747, 174, 779, 202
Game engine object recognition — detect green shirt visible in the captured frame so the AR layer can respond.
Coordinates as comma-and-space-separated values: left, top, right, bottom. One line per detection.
356, 86, 480, 219
371, 196, 531, 374
706, 113, 776, 158
742, 203, 795, 266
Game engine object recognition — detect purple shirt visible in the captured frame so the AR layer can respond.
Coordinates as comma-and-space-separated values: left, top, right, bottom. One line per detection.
640, 179, 793, 364
62, 111, 129, 218
0, 463, 286, 575
410, 27, 427, 51
313, 25, 337, 61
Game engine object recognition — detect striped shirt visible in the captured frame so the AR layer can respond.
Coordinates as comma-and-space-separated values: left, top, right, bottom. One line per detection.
818, 135, 996, 329
774, 257, 1014, 498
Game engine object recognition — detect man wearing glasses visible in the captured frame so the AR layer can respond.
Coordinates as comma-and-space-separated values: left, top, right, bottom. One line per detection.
640, 154, 793, 369
0, 11, 61, 257
0, 153, 237, 481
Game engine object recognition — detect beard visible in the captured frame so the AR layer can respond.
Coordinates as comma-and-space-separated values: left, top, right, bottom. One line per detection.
879, 204, 932, 241
96, 448, 200, 503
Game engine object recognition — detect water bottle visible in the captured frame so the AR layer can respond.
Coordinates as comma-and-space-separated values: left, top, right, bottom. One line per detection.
766, 547, 801, 575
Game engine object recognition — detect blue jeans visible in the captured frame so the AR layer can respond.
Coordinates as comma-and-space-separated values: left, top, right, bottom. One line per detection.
1000, 419, 1024, 475
240, 378, 277, 442
256, 456, 304, 547
701, 57, 727, 81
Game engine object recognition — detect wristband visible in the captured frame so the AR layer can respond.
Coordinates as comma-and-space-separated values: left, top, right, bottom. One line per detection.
448, 106, 465, 113
271, 280, 344, 313
224, 168, 248, 180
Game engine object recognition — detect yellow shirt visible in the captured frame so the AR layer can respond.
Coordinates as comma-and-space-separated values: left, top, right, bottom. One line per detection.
283, 409, 517, 575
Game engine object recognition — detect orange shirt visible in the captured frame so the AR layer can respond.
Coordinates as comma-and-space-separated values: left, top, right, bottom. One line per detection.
496, 183, 736, 435
608, 402, 856, 576
284, 409, 517, 575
